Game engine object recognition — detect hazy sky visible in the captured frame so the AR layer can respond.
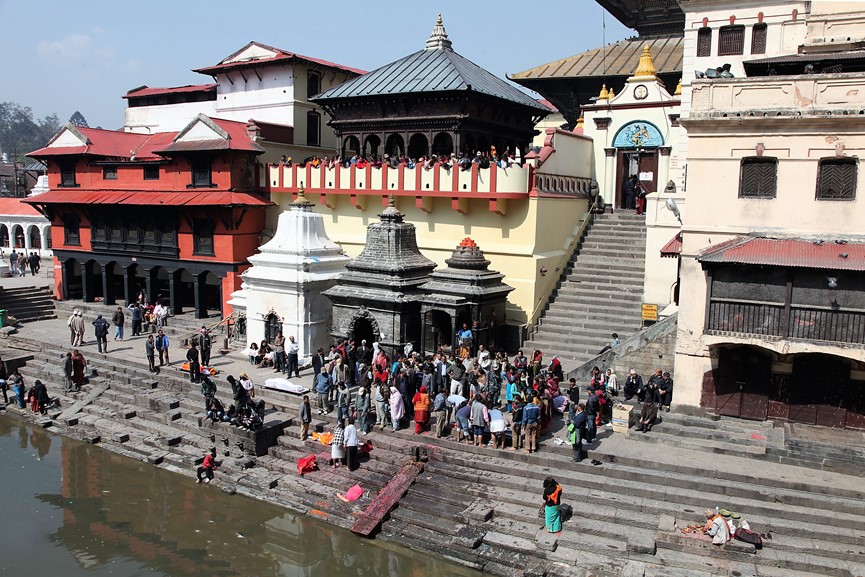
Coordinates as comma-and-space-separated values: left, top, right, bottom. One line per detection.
0, 0, 631, 129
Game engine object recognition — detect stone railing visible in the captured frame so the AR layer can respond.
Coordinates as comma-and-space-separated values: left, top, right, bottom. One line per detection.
689, 74, 865, 116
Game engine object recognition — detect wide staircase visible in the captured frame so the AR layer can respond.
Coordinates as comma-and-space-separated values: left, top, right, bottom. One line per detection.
0, 285, 56, 324
524, 212, 647, 368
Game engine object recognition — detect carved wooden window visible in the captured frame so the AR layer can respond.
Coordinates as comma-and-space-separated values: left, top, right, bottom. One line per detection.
718, 25, 745, 56
816, 157, 858, 200
63, 214, 80, 246
751, 24, 768, 55
191, 158, 213, 188
143, 165, 160, 180
307, 71, 321, 99
60, 161, 77, 187
102, 166, 118, 180
192, 219, 214, 256
739, 157, 777, 199
697, 27, 712, 57
307, 111, 321, 147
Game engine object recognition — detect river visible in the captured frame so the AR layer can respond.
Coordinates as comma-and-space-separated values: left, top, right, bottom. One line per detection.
0, 415, 480, 577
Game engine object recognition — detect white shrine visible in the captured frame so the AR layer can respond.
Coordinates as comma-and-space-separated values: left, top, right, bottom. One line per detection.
229, 189, 349, 357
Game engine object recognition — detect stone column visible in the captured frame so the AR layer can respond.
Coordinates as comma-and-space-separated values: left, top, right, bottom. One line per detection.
145, 269, 155, 305
60, 259, 69, 300
102, 265, 115, 305
193, 274, 204, 319
169, 270, 182, 316
122, 266, 131, 305
23, 225, 31, 251
658, 147, 672, 192
603, 148, 617, 207
81, 261, 94, 303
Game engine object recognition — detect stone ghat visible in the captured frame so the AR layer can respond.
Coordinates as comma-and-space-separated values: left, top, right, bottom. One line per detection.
2, 336, 865, 577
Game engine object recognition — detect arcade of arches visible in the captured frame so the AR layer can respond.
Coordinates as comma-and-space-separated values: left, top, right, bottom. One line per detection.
341, 130, 522, 161
706, 345, 865, 430
58, 255, 225, 319
0, 222, 51, 253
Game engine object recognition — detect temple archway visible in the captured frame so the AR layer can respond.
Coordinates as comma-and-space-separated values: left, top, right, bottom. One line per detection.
342, 135, 361, 158
27, 225, 41, 250
385, 134, 405, 157
0, 224, 8, 248
363, 135, 381, 159
432, 132, 454, 157
408, 133, 428, 159
11, 224, 24, 249
348, 308, 379, 355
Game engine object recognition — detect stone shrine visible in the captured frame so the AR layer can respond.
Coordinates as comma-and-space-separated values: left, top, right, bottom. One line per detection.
323, 195, 435, 352
229, 189, 349, 357
419, 238, 514, 354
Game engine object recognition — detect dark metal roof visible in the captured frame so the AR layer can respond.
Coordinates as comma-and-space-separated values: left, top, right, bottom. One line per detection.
746, 50, 865, 66
510, 36, 683, 81
596, 0, 684, 37
313, 46, 547, 111
698, 236, 865, 271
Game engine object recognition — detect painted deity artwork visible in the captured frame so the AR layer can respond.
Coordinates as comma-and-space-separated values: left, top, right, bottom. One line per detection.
612, 121, 665, 149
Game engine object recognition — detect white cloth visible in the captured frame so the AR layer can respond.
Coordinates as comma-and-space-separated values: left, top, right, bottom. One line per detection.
344, 424, 358, 447
263, 378, 309, 395
489, 410, 506, 433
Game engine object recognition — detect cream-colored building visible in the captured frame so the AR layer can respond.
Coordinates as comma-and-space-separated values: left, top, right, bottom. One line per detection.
674, 4, 865, 430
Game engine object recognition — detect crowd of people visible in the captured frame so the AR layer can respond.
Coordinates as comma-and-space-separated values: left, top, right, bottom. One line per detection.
279, 148, 522, 173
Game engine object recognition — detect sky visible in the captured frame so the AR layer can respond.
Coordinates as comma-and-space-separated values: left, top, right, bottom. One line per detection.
0, 0, 632, 130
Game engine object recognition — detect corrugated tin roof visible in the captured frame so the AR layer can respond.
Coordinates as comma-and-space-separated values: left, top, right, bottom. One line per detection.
698, 237, 865, 271
313, 45, 547, 111
194, 41, 366, 76
746, 50, 865, 65
0, 197, 43, 216
510, 36, 683, 80
123, 84, 216, 99
22, 190, 271, 207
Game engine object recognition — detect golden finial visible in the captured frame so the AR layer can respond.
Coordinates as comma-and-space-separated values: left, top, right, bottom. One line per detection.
436, 13, 442, 25
598, 84, 609, 100
292, 185, 312, 207
674, 77, 683, 96
608, 86, 616, 99
634, 43, 657, 77
576, 115, 584, 128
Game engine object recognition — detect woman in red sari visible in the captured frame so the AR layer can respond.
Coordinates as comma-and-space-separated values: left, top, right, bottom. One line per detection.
412, 385, 431, 434
71, 349, 87, 391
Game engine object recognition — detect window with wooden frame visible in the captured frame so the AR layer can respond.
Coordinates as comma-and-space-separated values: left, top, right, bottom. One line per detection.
192, 219, 215, 256
718, 25, 745, 56
307, 70, 321, 99
739, 157, 778, 199
143, 165, 160, 180
751, 23, 768, 55
60, 161, 77, 187
190, 158, 213, 188
816, 157, 858, 200
63, 213, 80, 246
307, 111, 321, 147
697, 27, 712, 57
102, 166, 118, 180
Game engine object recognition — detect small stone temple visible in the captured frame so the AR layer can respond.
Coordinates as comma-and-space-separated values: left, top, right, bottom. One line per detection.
229, 189, 349, 357
419, 238, 514, 354
323, 196, 436, 351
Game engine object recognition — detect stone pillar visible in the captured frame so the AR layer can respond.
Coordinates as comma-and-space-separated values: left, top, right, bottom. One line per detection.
145, 269, 155, 305
193, 274, 205, 319
169, 270, 182, 316
658, 147, 672, 192
603, 148, 617, 208
82, 261, 94, 303
102, 265, 115, 305
60, 259, 69, 300
23, 225, 31, 251
123, 266, 131, 305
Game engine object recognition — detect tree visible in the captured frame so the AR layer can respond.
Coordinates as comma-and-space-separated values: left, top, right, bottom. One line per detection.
0, 102, 61, 162
69, 110, 89, 128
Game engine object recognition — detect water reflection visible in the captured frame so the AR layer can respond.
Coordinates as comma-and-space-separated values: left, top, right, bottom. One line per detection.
0, 416, 479, 577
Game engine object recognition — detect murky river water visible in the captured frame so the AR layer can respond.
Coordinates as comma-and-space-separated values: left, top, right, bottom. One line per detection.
0, 415, 479, 577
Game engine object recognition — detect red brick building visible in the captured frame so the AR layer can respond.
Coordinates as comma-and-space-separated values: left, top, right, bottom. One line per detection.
25, 114, 279, 318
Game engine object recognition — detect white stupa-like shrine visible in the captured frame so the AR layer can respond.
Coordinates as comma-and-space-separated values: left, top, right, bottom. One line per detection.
228, 188, 349, 357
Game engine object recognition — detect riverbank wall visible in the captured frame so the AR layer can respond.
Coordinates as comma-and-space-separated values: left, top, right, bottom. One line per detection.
2, 329, 865, 577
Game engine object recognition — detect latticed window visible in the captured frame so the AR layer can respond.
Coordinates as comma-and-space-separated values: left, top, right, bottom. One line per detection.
816, 157, 858, 200
739, 157, 778, 199
751, 24, 767, 55
719, 25, 745, 56
697, 27, 712, 57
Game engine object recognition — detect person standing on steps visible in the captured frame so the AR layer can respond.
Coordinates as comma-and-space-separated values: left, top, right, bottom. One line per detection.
522, 396, 541, 454
299, 395, 312, 441
271, 331, 285, 373
145, 335, 156, 373
344, 418, 359, 471
200, 375, 216, 411
66, 310, 78, 345
542, 477, 563, 533
63, 352, 74, 393
155, 330, 170, 366
568, 403, 587, 462
111, 307, 125, 341
71, 350, 86, 392
198, 327, 212, 367
70, 310, 85, 347
92, 314, 110, 354
128, 302, 142, 337
622, 174, 638, 210
285, 336, 300, 378
9, 250, 18, 277
186, 343, 201, 383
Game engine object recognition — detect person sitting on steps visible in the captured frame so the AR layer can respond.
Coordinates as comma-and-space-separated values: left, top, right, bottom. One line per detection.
636, 398, 658, 433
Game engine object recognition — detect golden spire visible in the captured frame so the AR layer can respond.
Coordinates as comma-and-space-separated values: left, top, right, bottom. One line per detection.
292, 185, 313, 207
674, 77, 683, 96
634, 44, 657, 77
598, 84, 609, 100
576, 115, 584, 129
608, 85, 616, 99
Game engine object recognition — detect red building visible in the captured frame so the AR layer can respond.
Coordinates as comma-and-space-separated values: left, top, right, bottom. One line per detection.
25, 114, 280, 318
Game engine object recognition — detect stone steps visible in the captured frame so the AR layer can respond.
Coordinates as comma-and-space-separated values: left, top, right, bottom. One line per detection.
0, 285, 56, 323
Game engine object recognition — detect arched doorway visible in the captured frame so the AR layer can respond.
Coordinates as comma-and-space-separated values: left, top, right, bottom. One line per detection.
363, 135, 381, 159
713, 346, 772, 420
463, 134, 476, 155
408, 134, 428, 160
86, 260, 104, 301
385, 134, 405, 157
477, 136, 490, 155
348, 309, 379, 353
423, 310, 452, 354
202, 271, 222, 315
265, 312, 282, 343
787, 354, 850, 427
105, 262, 124, 303
27, 225, 41, 250
42, 227, 51, 250
11, 224, 24, 249
152, 266, 170, 304
64, 258, 83, 300
177, 269, 195, 313
342, 136, 360, 158
432, 133, 454, 157
0, 224, 8, 248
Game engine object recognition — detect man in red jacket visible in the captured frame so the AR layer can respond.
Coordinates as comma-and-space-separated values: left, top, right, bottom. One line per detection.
196, 448, 218, 484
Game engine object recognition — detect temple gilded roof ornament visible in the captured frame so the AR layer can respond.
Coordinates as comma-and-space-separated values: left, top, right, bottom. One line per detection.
633, 44, 657, 78
425, 14, 453, 50
291, 185, 313, 208
674, 77, 683, 96
598, 84, 609, 100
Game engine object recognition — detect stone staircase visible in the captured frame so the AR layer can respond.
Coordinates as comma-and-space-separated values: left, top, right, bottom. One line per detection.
0, 285, 56, 324
524, 212, 647, 368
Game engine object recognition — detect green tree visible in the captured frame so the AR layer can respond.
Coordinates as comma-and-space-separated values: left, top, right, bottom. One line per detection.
0, 102, 61, 162
69, 110, 89, 127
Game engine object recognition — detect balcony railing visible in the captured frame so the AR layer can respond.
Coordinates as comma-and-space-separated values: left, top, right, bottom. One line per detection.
706, 299, 865, 345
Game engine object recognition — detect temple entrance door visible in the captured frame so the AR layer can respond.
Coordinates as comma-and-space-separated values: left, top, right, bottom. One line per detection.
351, 317, 375, 349
789, 354, 848, 427
615, 150, 659, 208
423, 310, 452, 355
265, 313, 281, 343
715, 346, 771, 420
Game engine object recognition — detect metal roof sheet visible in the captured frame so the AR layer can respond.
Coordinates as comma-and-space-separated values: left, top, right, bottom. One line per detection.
22, 190, 271, 207
123, 84, 216, 99
510, 36, 683, 81
697, 236, 865, 271
746, 50, 865, 66
660, 232, 682, 257
313, 46, 547, 111
0, 197, 43, 216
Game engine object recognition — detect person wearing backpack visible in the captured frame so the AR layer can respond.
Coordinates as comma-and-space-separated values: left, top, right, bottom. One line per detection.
92, 314, 110, 354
